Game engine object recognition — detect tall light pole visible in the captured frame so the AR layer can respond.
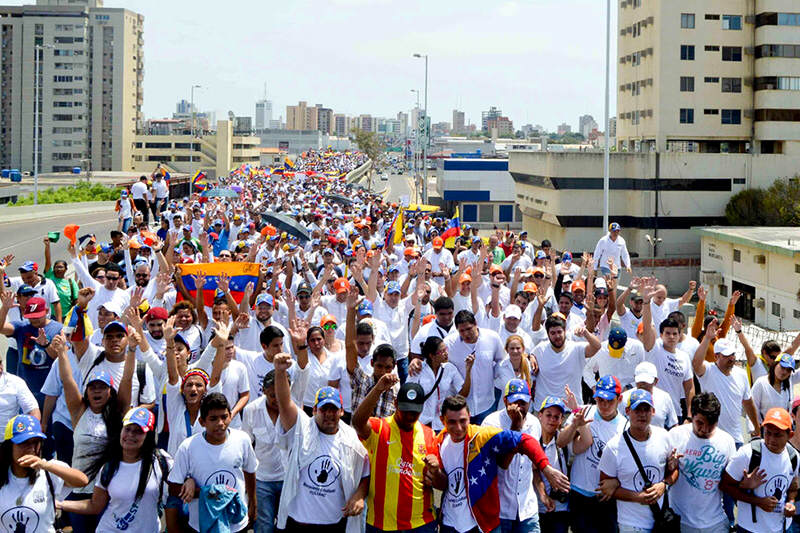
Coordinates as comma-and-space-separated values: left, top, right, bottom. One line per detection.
410, 89, 420, 203
33, 44, 53, 207
189, 84, 201, 170
413, 53, 428, 203
602, 0, 611, 232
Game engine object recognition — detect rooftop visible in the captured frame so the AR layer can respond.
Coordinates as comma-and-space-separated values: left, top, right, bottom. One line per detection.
692, 226, 800, 258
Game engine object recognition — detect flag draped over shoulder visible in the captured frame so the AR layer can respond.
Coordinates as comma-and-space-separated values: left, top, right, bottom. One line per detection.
384, 208, 404, 247
442, 207, 461, 247
63, 305, 93, 342
178, 262, 259, 307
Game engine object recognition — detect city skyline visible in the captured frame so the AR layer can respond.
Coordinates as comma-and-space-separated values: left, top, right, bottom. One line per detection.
2, 0, 618, 132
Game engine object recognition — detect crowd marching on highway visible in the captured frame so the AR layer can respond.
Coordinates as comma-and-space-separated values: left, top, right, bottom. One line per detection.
1, 148, 800, 533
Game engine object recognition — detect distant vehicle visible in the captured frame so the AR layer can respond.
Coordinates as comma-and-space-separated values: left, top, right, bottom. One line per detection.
380, 173, 388, 181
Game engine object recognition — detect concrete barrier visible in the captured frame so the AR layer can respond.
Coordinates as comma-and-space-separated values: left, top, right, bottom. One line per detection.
346, 160, 372, 185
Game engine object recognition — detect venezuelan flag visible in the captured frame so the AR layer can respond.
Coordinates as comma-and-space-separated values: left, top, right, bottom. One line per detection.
442, 207, 461, 247
63, 305, 93, 342
191, 170, 207, 191
178, 262, 259, 307
284, 157, 295, 170
384, 208, 404, 246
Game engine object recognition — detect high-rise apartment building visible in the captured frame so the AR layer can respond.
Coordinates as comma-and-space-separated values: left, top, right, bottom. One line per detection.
578, 114, 598, 137
397, 112, 408, 136
255, 99, 272, 131
358, 114, 374, 132
286, 101, 308, 130
481, 106, 502, 133
316, 105, 333, 134
557, 123, 572, 135
0, 0, 144, 172
486, 116, 514, 137
617, 0, 800, 155
452, 109, 465, 134
333, 113, 349, 136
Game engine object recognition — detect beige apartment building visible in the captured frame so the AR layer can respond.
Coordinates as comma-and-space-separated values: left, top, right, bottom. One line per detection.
617, 0, 800, 155
0, 0, 143, 173
132, 120, 260, 179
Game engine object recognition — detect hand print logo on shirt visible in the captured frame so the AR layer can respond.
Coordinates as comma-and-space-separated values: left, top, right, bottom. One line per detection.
308, 455, 340, 488
765, 474, 789, 508
204, 470, 238, 490
1, 507, 40, 533
448, 467, 466, 496
632, 466, 661, 492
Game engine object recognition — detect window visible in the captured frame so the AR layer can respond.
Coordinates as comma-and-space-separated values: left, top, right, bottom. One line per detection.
755, 45, 800, 59
498, 205, 514, 223
719, 284, 728, 297
680, 108, 694, 123
733, 249, 741, 262
796, 263, 800, 273
680, 76, 695, 91
721, 109, 742, 124
772, 302, 781, 317
705, 45, 720, 51
478, 205, 494, 223
680, 45, 695, 60
795, 309, 800, 319
52, 75, 73, 83
705, 14, 720, 20
778, 13, 800, 26
722, 46, 742, 61
681, 13, 695, 28
704, 109, 720, 115
462, 204, 477, 222
722, 15, 742, 29
705, 77, 720, 83
722, 78, 742, 93
144, 142, 172, 149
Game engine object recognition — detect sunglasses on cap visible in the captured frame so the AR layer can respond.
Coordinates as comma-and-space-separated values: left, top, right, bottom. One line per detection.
322, 323, 337, 331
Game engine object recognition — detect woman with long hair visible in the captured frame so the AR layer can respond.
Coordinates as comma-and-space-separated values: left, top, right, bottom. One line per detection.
751, 352, 794, 420
59, 407, 171, 532
51, 331, 131, 533
0, 415, 88, 532
497, 335, 534, 390
406, 336, 473, 430
297, 322, 338, 416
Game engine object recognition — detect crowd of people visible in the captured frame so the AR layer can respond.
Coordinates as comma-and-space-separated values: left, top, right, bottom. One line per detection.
0, 148, 799, 533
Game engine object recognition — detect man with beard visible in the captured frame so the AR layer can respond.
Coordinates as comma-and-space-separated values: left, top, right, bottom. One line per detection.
231, 289, 291, 353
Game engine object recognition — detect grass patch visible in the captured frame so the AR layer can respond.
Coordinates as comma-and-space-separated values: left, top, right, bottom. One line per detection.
12, 181, 121, 205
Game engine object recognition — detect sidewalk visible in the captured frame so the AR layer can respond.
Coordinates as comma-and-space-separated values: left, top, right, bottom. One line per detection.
0, 201, 115, 224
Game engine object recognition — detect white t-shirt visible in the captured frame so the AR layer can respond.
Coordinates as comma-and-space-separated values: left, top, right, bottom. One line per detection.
79, 344, 156, 407
482, 409, 542, 521
697, 363, 751, 444
751, 375, 792, 421
537, 436, 569, 514
130, 181, 148, 200
444, 328, 507, 415
152, 179, 168, 199
618, 309, 642, 341
302, 350, 341, 408
667, 424, 736, 529
288, 431, 368, 525
9, 276, 60, 307
241, 396, 287, 482
168, 429, 258, 533
583, 339, 645, 389
217, 360, 250, 429
440, 436, 478, 532
371, 297, 412, 357
726, 441, 800, 532
619, 387, 679, 430
96, 456, 172, 533
164, 382, 205, 457
406, 361, 464, 430
650, 298, 680, 330
645, 340, 692, 414
0, 462, 66, 533
531, 340, 588, 411
409, 320, 453, 356
567, 406, 627, 496
0, 372, 38, 434
598, 427, 672, 530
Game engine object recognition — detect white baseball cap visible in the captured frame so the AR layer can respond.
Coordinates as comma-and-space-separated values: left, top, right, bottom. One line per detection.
713, 338, 736, 356
503, 304, 522, 320
634, 361, 658, 384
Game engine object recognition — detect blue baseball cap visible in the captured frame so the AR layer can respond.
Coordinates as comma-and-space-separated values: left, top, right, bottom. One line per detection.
213, 219, 223, 226
86, 368, 114, 389
256, 293, 274, 307
610, 222, 621, 232
594, 375, 622, 400
315, 386, 342, 409
628, 389, 654, 410
388, 264, 399, 273
471, 236, 482, 243
16, 284, 37, 296
323, 247, 335, 255
357, 300, 373, 316
535, 250, 546, 260
103, 321, 127, 335
608, 326, 628, 358
4, 415, 46, 444
123, 406, 155, 432
18, 261, 38, 273
386, 281, 401, 294
539, 396, 567, 413
504, 379, 531, 403
562, 251, 573, 262
778, 353, 796, 370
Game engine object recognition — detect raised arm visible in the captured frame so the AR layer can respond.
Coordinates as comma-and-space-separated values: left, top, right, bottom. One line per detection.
43, 237, 53, 274
693, 318, 717, 378
678, 280, 697, 307
344, 285, 361, 375
274, 352, 298, 432
163, 317, 180, 386
719, 290, 741, 339
352, 373, 398, 440
48, 334, 84, 427
640, 278, 657, 351
691, 285, 707, 340
365, 253, 380, 303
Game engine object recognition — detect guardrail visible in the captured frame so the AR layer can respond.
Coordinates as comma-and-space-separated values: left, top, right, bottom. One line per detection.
346, 160, 372, 185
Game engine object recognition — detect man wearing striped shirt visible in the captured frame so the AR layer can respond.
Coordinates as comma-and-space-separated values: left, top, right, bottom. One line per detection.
353, 379, 439, 533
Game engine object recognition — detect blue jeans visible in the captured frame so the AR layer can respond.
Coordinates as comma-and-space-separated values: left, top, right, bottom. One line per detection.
396, 357, 409, 385
500, 515, 540, 533
5, 347, 18, 376
539, 512, 569, 533
366, 520, 437, 533
121, 217, 132, 232
470, 405, 495, 426
255, 479, 283, 533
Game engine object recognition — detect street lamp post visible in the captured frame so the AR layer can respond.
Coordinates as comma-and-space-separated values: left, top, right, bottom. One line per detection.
189, 84, 201, 170
602, 0, 611, 232
410, 89, 420, 204
33, 44, 53, 206
413, 53, 428, 204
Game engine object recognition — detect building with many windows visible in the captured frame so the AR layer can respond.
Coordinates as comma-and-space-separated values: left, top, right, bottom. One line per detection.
0, 0, 144, 172
617, 0, 800, 154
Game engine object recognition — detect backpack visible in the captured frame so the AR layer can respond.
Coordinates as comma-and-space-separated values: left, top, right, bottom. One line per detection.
100, 451, 171, 516
746, 438, 798, 524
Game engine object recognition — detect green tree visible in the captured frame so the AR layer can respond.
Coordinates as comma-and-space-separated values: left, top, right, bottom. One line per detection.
351, 127, 384, 189
724, 188, 768, 225
763, 177, 800, 226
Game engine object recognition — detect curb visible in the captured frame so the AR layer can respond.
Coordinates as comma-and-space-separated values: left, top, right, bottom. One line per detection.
0, 201, 115, 225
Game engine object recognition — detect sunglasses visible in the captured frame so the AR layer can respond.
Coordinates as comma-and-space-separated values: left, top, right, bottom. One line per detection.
105, 275, 120, 281
322, 323, 337, 331
95, 275, 106, 280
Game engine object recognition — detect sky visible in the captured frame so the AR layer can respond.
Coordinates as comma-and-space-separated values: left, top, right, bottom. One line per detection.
18, 0, 619, 132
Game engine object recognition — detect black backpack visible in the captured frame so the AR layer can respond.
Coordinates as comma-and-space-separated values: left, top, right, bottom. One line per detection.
100, 451, 170, 516
746, 438, 798, 524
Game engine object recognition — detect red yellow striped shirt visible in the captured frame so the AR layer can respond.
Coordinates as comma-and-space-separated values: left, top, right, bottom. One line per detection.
362, 415, 437, 530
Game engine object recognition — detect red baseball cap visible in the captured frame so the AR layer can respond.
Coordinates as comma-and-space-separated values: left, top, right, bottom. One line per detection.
145, 307, 168, 322
23, 297, 48, 319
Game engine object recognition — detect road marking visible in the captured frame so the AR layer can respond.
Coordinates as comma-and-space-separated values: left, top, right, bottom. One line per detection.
0, 215, 117, 254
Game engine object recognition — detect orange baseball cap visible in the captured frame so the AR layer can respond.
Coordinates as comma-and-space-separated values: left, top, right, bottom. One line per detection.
571, 280, 586, 293
489, 264, 503, 275
637, 321, 645, 335
320, 314, 337, 328
459, 274, 472, 284
333, 277, 350, 294
404, 247, 418, 257
523, 282, 538, 293
433, 237, 444, 248
762, 407, 793, 432
422, 314, 436, 325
